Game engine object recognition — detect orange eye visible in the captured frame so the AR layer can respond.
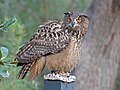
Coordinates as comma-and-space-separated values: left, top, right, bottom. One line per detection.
76, 17, 81, 23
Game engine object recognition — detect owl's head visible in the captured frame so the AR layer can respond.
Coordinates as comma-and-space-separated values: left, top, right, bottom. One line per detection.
63, 11, 89, 37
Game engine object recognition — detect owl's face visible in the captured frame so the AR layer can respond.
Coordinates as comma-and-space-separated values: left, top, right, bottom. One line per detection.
63, 12, 89, 31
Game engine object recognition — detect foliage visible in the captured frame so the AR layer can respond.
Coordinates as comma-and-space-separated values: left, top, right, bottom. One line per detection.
0, 18, 17, 79
0, 19, 37, 90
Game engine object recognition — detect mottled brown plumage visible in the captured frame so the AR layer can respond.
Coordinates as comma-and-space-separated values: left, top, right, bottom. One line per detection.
15, 12, 89, 80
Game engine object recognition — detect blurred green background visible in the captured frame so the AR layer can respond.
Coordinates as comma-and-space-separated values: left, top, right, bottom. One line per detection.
0, 0, 89, 90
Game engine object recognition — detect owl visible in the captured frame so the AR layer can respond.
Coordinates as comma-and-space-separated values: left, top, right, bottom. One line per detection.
15, 11, 89, 80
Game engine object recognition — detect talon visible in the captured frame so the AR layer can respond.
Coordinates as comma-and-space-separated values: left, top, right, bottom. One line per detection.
51, 70, 59, 74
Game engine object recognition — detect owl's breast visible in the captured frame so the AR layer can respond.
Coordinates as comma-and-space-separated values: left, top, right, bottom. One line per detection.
46, 37, 80, 72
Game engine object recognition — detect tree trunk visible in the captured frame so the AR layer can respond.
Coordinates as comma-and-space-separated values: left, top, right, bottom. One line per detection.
75, 0, 120, 90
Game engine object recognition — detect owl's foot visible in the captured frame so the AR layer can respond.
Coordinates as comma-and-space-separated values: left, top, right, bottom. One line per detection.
51, 70, 59, 74
44, 72, 76, 83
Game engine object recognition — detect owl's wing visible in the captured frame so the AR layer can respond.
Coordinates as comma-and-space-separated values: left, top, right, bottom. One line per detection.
15, 20, 70, 64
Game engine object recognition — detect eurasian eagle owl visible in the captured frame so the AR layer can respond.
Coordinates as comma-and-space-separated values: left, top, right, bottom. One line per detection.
15, 11, 89, 80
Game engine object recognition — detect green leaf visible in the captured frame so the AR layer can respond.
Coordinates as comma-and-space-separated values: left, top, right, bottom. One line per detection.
0, 47, 8, 60
0, 70, 10, 78
0, 18, 17, 31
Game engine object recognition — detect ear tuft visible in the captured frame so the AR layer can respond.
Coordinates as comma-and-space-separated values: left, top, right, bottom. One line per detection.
64, 12, 69, 15
80, 14, 90, 21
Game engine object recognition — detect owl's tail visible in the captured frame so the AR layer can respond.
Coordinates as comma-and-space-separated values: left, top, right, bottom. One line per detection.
16, 57, 46, 80
16, 63, 32, 79
28, 57, 46, 80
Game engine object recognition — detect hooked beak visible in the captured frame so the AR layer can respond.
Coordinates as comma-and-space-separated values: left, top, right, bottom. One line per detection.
65, 21, 76, 30
71, 21, 75, 27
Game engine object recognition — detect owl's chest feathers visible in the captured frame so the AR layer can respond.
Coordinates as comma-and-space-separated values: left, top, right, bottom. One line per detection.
64, 37, 79, 60
46, 37, 79, 71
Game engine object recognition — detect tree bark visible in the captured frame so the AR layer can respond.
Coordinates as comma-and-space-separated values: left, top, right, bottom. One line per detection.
75, 0, 120, 90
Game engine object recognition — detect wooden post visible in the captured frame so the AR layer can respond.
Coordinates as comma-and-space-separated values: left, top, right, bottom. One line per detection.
44, 80, 75, 90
